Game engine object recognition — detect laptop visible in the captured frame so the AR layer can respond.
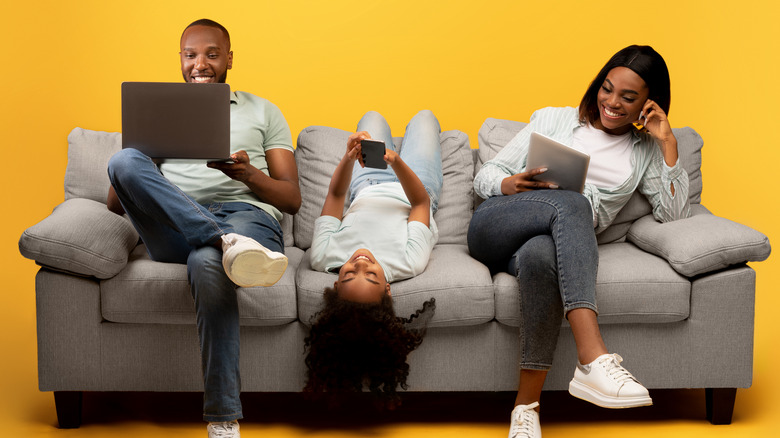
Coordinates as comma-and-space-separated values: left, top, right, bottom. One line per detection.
527, 132, 590, 193
121, 82, 231, 160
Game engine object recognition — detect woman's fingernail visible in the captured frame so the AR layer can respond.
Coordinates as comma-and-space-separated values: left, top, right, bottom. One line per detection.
550, 184, 559, 189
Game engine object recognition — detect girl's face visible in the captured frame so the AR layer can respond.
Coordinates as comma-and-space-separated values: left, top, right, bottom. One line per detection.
335, 249, 390, 303
593, 66, 649, 135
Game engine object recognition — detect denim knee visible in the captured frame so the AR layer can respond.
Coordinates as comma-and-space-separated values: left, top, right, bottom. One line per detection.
358, 111, 387, 128
512, 235, 557, 278
410, 109, 437, 124
550, 190, 593, 221
107, 148, 151, 185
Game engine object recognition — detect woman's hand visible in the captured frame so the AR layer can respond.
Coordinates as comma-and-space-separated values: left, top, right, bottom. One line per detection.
640, 99, 678, 166
500, 167, 558, 195
346, 131, 370, 167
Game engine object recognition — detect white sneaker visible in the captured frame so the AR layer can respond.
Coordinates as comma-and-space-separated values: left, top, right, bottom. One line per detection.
221, 233, 288, 287
508, 402, 541, 438
207, 420, 240, 438
568, 353, 653, 408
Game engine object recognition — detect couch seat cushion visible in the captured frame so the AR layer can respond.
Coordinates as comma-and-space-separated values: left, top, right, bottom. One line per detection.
101, 245, 303, 326
495, 242, 690, 326
296, 244, 494, 328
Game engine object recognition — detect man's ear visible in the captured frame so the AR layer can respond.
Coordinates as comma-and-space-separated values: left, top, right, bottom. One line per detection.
227, 51, 233, 70
386, 283, 391, 296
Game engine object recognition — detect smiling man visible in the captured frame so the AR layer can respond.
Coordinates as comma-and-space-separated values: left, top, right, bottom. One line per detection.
106, 19, 300, 438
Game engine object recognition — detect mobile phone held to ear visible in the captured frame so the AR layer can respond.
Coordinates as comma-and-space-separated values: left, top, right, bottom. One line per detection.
632, 110, 647, 131
360, 139, 387, 169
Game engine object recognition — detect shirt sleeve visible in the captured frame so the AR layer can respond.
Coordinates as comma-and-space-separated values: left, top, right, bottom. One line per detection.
309, 215, 341, 272
473, 108, 570, 199
637, 147, 691, 223
474, 125, 532, 199
405, 221, 436, 277
263, 101, 294, 152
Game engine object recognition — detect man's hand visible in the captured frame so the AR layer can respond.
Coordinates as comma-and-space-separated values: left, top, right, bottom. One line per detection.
207, 149, 300, 214
207, 150, 255, 182
500, 167, 558, 195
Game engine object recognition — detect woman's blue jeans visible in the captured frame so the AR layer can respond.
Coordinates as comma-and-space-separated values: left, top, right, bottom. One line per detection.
349, 110, 443, 212
107, 148, 285, 421
467, 190, 598, 370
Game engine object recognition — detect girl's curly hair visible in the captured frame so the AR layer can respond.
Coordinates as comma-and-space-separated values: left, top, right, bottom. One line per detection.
304, 287, 436, 409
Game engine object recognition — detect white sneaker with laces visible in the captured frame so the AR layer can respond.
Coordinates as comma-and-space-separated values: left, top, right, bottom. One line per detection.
568, 353, 653, 408
508, 402, 541, 438
221, 233, 288, 287
207, 420, 240, 438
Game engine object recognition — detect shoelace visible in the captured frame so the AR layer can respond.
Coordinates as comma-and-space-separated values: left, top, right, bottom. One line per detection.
209, 421, 239, 438
223, 234, 238, 247
509, 402, 539, 438
599, 353, 637, 384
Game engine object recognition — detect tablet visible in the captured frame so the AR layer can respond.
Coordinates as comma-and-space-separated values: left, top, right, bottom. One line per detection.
527, 131, 590, 193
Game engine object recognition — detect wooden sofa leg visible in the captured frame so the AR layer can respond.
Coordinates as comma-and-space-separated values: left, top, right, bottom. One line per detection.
705, 388, 737, 425
53, 391, 83, 428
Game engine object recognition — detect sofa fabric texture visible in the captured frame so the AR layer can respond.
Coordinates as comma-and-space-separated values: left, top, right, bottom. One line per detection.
19, 198, 139, 279
19, 121, 771, 427
627, 204, 772, 277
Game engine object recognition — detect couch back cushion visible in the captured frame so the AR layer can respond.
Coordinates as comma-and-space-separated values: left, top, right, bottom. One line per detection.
294, 126, 473, 249
476, 118, 704, 243
63, 128, 294, 246
65, 127, 122, 203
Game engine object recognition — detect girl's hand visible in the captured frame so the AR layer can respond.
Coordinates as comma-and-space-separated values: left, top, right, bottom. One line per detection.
500, 167, 558, 195
383, 149, 400, 166
346, 131, 370, 167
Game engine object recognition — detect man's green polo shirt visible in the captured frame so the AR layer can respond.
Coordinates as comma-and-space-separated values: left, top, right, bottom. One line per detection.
160, 91, 294, 223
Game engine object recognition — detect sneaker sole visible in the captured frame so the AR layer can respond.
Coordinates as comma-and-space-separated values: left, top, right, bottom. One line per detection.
568, 379, 653, 409
224, 250, 288, 288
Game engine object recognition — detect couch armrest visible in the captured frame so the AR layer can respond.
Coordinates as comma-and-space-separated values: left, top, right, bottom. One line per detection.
626, 205, 771, 277
19, 198, 139, 279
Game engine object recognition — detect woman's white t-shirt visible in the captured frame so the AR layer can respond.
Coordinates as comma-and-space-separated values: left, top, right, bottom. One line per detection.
571, 124, 633, 189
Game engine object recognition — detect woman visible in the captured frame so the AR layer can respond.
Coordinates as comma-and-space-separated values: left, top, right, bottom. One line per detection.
305, 110, 440, 408
468, 45, 690, 438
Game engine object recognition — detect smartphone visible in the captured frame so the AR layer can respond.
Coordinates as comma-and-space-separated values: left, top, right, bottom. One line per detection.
633, 110, 647, 131
360, 139, 387, 169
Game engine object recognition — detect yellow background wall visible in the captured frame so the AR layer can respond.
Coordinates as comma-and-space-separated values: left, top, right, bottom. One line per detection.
2, 1, 778, 437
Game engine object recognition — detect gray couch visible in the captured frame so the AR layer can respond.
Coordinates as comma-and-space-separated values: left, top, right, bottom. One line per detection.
19, 119, 771, 428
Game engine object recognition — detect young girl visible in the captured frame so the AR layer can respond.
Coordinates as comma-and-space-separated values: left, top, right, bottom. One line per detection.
305, 110, 441, 407
468, 45, 690, 437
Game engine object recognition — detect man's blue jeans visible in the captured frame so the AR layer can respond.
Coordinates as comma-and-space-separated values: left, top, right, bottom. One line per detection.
107, 148, 284, 422
467, 190, 598, 370
349, 110, 443, 212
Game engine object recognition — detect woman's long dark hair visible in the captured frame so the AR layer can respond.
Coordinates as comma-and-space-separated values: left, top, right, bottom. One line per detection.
304, 287, 436, 409
579, 45, 671, 125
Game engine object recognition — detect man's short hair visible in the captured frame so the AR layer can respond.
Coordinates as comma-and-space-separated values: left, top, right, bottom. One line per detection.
182, 18, 231, 49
